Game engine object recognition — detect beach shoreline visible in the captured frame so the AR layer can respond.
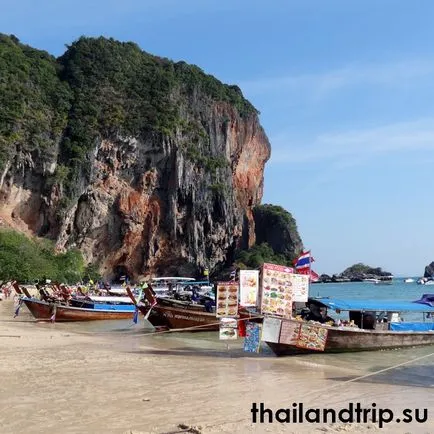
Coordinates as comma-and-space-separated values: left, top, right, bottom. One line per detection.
0, 299, 433, 434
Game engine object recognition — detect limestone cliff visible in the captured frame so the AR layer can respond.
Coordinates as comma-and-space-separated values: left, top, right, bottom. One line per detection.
0, 35, 270, 279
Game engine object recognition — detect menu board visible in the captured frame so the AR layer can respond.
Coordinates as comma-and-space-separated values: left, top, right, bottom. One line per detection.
243, 322, 262, 353
296, 323, 328, 351
216, 282, 239, 318
290, 274, 309, 302
239, 270, 259, 307
279, 320, 301, 345
219, 318, 238, 340
260, 316, 282, 343
260, 263, 294, 317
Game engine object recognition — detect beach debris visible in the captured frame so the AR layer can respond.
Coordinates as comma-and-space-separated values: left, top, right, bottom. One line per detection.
142, 397, 151, 402
161, 424, 202, 434
178, 424, 202, 434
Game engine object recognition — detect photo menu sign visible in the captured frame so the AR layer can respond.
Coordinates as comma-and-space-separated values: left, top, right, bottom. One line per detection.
260, 263, 294, 318
290, 273, 309, 302
239, 270, 259, 307
216, 282, 239, 318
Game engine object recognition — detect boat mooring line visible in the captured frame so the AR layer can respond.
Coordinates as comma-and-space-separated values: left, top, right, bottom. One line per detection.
70, 315, 264, 337
299, 350, 434, 403
155, 353, 434, 434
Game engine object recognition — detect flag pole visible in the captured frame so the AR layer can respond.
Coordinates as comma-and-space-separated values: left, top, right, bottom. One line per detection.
309, 249, 312, 283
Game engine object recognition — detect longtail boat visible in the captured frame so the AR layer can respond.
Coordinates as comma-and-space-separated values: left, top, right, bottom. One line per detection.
127, 286, 219, 331
126, 286, 259, 331
265, 296, 434, 355
12, 282, 136, 322
18, 297, 136, 321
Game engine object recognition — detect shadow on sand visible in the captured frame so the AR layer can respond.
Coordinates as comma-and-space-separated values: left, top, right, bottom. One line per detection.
127, 345, 274, 359
330, 364, 434, 388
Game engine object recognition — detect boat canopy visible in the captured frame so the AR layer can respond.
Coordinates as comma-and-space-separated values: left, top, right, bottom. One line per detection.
151, 277, 195, 282
311, 297, 434, 313
413, 294, 434, 307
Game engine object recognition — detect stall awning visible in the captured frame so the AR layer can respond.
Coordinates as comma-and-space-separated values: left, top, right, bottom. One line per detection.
310, 297, 434, 313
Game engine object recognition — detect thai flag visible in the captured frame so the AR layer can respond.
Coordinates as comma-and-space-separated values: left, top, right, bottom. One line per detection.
293, 251, 315, 270
310, 269, 320, 282
297, 267, 319, 282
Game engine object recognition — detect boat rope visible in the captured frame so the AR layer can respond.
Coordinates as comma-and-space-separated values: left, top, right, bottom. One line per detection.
69, 314, 264, 337
298, 350, 434, 403
155, 351, 434, 434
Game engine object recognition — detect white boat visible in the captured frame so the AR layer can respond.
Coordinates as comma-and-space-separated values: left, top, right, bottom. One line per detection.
424, 280, 434, 285
404, 278, 415, 283
108, 286, 128, 295
85, 295, 133, 304
364, 278, 380, 284
150, 277, 201, 298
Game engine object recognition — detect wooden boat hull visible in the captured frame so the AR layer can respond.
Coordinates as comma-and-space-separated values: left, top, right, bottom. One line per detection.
139, 301, 262, 332
22, 298, 135, 322
266, 321, 434, 356
143, 303, 219, 331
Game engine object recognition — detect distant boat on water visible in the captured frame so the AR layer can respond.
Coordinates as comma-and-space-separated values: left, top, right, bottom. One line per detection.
364, 276, 393, 285
363, 278, 380, 284
404, 278, 415, 283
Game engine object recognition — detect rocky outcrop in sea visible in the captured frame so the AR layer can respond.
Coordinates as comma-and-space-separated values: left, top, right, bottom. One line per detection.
316, 264, 393, 283
424, 262, 434, 278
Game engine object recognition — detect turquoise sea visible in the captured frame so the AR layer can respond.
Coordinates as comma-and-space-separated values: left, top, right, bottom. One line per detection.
310, 279, 431, 322
310, 278, 424, 299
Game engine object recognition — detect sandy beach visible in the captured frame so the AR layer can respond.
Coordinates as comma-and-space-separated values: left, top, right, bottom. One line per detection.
0, 298, 433, 434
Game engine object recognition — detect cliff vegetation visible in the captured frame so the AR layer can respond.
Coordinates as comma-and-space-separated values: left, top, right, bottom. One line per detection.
0, 228, 99, 283
234, 204, 303, 269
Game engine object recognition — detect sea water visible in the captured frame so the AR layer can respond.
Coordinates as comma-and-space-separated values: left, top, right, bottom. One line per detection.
310, 279, 425, 300
311, 279, 432, 322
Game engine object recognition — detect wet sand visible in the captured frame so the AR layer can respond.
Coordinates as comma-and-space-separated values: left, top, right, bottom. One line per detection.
0, 299, 433, 433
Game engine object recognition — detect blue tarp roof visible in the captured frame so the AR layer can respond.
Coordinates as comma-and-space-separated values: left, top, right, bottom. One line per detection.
311, 297, 434, 313
414, 294, 434, 307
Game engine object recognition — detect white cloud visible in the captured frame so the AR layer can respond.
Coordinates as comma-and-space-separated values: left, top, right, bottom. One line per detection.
241, 58, 434, 101
269, 117, 434, 165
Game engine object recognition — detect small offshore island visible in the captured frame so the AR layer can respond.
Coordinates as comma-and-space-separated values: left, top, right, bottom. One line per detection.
317, 263, 393, 283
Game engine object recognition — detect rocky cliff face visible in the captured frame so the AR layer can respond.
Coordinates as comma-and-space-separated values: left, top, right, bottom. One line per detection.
0, 35, 270, 279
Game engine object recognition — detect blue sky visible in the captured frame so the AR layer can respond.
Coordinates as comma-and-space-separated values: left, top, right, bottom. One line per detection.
2, 0, 434, 276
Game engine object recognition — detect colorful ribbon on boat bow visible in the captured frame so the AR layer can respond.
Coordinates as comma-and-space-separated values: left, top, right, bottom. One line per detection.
13, 298, 23, 318
50, 304, 57, 322
132, 288, 143, 324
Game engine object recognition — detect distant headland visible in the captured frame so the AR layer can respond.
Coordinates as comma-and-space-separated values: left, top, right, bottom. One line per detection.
317, 263, 393, 283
